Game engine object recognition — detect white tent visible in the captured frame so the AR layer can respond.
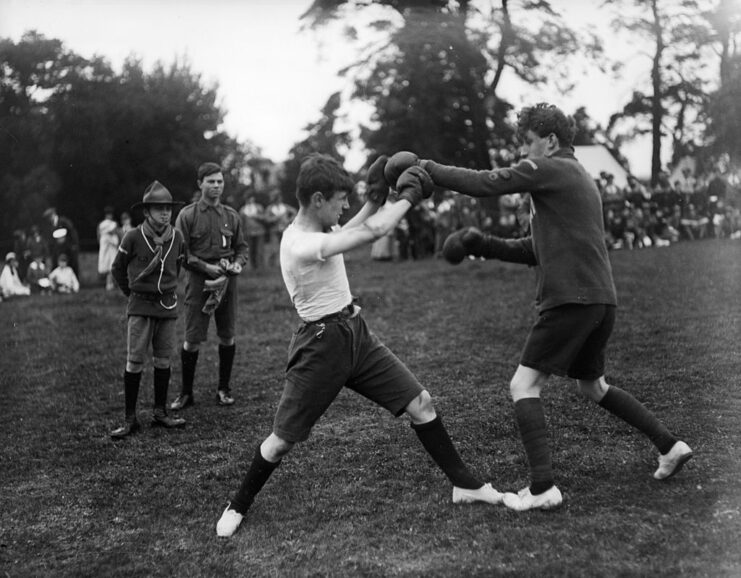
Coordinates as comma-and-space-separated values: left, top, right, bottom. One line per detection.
574, 145, 630, 189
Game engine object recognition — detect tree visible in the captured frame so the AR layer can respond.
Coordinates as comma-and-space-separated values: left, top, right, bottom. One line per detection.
279, 92, 352, 202
0, 32, 258, 247
300, 0, 603, 170
605, 0, 720, 183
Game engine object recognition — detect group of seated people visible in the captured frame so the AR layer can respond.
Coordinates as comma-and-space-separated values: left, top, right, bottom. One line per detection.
598, 170, 740, 250
0, 250, 79, 302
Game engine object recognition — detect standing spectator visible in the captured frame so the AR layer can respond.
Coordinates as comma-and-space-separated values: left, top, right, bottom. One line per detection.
600, 173, 625, 215
97, 206, 120, 291
42, 207, 80, 278
119, 211, 134, 236
12, 229, 29, 282
109, 181, 187, 438
625, 176, 651, 208
239, 194, 267, 270
398, 102, 692, 511
48, 254, 80, 294
25, 225, 49, 268
434, 191, 458, 257
0, 252, 31, 298
264, 189, 297, 267
170, 162, 249, 410
215, 154, 502, 538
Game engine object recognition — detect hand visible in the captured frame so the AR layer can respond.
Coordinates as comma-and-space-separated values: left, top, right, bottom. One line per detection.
205, 263, 225, 278
442, 227, 484, 265
384, 151, 420, 187
227, 261, 243, 275
366, 155, 389, 205
396, 166, 434, 207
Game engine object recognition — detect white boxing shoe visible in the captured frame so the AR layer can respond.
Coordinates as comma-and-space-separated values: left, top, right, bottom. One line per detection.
502, 485, 562, 512
216, 504, 244, 538
653, 441, 693, 480
452, 482, 504, 505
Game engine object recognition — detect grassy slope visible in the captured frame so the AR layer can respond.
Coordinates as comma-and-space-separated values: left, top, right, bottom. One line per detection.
1, 240, 739, 577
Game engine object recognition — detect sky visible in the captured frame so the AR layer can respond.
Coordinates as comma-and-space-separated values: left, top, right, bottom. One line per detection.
1, 0, 660, 175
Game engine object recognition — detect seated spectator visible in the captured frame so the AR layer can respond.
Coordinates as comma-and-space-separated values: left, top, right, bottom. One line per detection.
25, 256, 52, 295
0, 252, 31, 298
48, 253, 80, 294
679, 204, 710, 241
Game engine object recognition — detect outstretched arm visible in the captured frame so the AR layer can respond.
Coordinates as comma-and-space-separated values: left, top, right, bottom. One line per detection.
443, 227, 536, 266
321, 166, 433, 259
385, 150, 541, 199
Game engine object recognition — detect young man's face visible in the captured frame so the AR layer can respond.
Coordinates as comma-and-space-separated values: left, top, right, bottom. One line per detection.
199, 171, 224, 204
318, 190, 350, 228
520, 129, 556, 159
145, 205, 172, 229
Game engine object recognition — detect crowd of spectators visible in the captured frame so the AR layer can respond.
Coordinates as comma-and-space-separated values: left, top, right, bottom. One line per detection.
0, 207, 103, 302
367, 154, 741, 261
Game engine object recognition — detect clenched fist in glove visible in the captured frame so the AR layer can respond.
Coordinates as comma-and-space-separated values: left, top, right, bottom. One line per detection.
365, 155, 389, 205
442, 227, 485, 264
396, 166, 434, 206
384, 151, 423, 187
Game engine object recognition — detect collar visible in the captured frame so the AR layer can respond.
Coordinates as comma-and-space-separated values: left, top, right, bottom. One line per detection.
197, 198, 223, 214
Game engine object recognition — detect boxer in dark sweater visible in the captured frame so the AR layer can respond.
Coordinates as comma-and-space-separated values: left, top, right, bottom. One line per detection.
385, 103, 692, 511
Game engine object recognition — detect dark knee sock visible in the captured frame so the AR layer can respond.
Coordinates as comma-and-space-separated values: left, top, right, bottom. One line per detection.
514, 398, 554, 495
218, 344, 236, 391
153, 366, 170, 410
181, 348, 198, 396
123, 370, 141, 418
230, 446, 281, 514
598, 386, 677, 454
411, 416, 481, 490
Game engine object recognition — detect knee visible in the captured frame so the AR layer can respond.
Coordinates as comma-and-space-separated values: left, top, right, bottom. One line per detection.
219, 336, 235, 347
261, 434, 293, 462
183, 341, 199, 352
509, 375, 530, 400
405, 390, 436, 423
576, 378, 609, 402
152, 357, 170, 369
126, 361, 143, 373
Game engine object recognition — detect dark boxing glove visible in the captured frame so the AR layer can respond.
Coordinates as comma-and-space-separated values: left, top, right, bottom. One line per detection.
442, 227, 484, 265
396, 166, 434, 206
384, 151, 421, 187
365, 155, 389, 205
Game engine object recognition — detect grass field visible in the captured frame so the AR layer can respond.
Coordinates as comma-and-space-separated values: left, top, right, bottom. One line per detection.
1, 239, 740, 577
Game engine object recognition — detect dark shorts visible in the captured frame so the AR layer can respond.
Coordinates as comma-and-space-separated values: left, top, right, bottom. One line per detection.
520, 304, 616, 380
272, 311, 424, 443
183, 271, 238, 343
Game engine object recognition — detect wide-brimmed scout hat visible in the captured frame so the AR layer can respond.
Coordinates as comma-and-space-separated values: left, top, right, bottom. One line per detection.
131, 180, 185, 210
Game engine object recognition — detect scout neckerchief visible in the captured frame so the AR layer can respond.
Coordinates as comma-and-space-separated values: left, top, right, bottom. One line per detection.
134, 220, 177, 309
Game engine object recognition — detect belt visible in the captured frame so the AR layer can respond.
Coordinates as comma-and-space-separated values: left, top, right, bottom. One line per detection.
302, 303, 356, 325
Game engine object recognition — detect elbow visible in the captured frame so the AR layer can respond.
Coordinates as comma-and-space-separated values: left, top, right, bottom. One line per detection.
363, 221, 392, 241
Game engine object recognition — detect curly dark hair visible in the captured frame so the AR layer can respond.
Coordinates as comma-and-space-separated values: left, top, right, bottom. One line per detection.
517, 103, 576, 148
296, 154, 355, 206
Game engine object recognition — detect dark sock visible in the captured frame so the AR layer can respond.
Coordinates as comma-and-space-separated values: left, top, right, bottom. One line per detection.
181, 348, 199, 396
230, 446, 281, 514
123, 370, 141, 419
514, 398, 554, 495
219, 344, 236, 391
598, 386, 677, 454
411, 416, 481, 490
153, 366, 170, 410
